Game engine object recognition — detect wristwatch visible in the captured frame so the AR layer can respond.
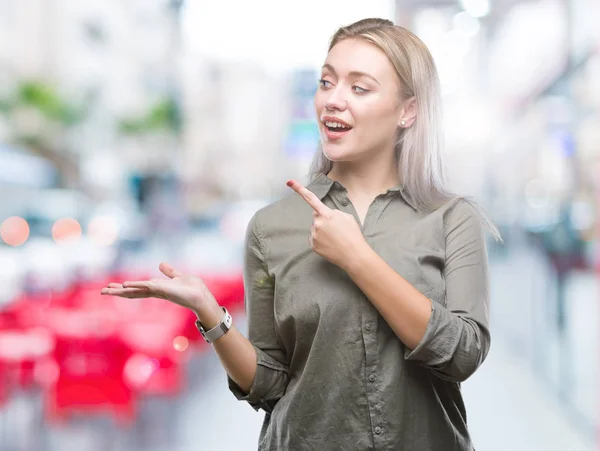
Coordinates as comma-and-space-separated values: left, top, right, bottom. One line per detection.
195, 307, 232, 343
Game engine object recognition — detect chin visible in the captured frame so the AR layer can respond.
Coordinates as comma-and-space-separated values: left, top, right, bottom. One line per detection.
321, 144, 355, 162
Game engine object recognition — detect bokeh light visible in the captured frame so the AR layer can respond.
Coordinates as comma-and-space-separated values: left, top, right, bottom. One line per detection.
123, 354, 160, 388
173, 336, 189, 352
87, 216, 119, 246
52, 218, 82, 244
0, 216, 30, 246
459, 0, 490, 18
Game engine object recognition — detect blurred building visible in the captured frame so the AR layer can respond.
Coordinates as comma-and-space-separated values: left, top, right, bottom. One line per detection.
180, 58, 291, 215
0, 0, 183, 196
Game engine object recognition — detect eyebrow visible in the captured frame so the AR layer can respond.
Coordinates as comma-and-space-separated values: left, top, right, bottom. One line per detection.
321, 64, 380, 85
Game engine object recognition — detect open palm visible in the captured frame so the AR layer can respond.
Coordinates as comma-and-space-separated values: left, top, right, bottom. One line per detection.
100, 262, 214, 313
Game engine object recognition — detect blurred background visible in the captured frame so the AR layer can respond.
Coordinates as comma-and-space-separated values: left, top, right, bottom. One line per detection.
0, 0, 599, 450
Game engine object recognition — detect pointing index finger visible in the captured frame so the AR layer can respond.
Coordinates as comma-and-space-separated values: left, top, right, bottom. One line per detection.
287, 180, 331, 216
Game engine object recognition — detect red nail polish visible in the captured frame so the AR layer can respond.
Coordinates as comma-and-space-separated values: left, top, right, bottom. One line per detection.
286, 180, 293, 187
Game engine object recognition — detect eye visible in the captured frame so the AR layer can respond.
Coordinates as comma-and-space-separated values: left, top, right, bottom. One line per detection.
352, 86, 369, 94
319, 78, 333, 88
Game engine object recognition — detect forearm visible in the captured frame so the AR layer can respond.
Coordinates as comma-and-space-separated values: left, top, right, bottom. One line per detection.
344, 244, 432, 350
195, 304, 257, 394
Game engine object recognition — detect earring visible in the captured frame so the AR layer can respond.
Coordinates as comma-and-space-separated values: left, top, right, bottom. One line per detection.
401, 119, 406, 126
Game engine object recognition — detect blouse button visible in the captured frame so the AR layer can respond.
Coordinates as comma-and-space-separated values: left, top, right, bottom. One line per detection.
340, 198, 349, 206
375, 427, 382, 435
368, 374, 376, 382
365, 323, 373, 332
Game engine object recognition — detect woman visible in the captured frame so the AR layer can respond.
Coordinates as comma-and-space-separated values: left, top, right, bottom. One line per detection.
102, 18, 499, 451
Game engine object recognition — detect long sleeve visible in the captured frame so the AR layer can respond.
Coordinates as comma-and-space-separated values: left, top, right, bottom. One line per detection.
404, 199, 491, 383
227, 213, 290, 413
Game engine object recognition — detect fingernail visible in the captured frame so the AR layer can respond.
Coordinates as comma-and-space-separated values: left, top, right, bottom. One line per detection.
286, 180, 293, 187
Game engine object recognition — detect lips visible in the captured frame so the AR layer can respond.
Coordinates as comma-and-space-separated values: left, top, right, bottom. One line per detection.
321, 116, 353, 141
322, 124, 352, 141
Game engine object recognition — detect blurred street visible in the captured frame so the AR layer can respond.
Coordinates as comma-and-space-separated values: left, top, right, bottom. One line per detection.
1, 0, 600, 449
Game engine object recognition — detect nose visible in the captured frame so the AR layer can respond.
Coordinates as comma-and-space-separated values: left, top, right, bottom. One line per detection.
324, 86, 347, 111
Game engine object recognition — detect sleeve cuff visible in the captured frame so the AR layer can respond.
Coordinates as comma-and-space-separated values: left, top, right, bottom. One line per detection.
227, 374, 264, 410
404, 299, 461, 367
227, 344, 289, 412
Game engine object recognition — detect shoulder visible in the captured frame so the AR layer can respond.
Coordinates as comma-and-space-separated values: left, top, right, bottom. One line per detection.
439, 196, 479, 219
436, 197, 490, 255
434, 196, 487, 239
248, 191, 309, 236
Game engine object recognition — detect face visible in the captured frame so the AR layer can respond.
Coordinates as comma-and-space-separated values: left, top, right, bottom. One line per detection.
314, 38, 414, 164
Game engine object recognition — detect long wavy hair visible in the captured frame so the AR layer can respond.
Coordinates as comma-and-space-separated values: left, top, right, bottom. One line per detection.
310, 18, 501, 241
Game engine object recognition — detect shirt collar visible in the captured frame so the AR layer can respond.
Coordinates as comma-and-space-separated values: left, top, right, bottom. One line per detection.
307, 172, 418, 212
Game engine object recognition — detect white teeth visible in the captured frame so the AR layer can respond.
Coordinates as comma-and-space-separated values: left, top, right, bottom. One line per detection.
325, 121, 349, 129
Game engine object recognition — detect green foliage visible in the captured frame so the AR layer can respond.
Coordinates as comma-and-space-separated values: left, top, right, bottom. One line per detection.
118, 96, 181, 135
0, 80, 85, 125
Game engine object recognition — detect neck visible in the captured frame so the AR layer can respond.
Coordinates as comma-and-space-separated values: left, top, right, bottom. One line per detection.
326, 151, 400, 199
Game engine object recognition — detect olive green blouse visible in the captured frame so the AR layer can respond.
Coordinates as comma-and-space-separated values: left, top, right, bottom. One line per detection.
229, 173, 490, 451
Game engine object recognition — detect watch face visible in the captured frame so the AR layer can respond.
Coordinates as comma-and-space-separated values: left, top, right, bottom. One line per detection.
224, 312, 232, 329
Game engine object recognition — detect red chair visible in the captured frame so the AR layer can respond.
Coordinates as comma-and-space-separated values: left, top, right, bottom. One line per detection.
43, 308, 136, 426
0, 326, 56, 390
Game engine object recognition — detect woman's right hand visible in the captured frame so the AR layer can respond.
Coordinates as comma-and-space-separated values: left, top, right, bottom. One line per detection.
100, 262, 217, 316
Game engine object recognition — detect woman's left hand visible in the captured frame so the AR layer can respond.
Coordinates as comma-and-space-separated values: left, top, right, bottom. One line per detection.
287, 179, 368, 271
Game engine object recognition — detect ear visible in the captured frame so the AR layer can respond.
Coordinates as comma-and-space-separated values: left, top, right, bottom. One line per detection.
398, 96, 417, 128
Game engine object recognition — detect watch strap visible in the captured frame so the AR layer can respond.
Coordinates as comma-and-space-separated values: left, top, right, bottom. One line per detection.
195, 307, 232, 343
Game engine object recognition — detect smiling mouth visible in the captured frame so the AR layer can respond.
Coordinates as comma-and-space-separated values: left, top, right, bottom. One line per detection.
323, 121, 353, 133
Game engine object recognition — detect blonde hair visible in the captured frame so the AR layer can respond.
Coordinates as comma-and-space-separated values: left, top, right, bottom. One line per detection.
310, 18, 501, 241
